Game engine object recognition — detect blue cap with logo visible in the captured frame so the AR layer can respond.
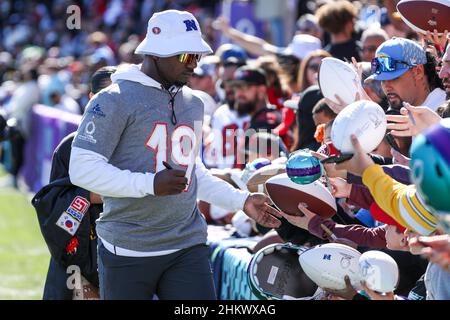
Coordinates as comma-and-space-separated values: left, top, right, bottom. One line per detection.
219, 44, 248, 65
367, 37, 426, 81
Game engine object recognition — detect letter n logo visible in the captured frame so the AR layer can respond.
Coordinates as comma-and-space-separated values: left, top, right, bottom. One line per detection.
183, 19, 198, 31
323, 254, 331, 260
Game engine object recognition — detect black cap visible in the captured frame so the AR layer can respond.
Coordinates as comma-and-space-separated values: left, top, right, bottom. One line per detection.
90, 66, 117, 94
231, 66, 267, 86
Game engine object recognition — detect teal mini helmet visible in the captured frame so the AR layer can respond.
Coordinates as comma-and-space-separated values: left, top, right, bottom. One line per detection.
410, 118, 450, 214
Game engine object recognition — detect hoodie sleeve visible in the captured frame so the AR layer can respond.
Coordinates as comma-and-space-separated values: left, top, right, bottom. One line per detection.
72, 91, 128, 159
70, 92, 156, 198
195, 157, 250, 212
69, 147, 156, 197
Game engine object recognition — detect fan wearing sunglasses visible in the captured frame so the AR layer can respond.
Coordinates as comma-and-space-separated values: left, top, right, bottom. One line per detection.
359, 27, 388, 62
366, 37, 446, 113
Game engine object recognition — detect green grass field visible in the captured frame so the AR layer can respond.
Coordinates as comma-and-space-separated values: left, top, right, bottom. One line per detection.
0, 169, 49, 300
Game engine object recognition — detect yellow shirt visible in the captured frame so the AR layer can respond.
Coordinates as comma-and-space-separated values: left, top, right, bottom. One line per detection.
362, 164, 437, 236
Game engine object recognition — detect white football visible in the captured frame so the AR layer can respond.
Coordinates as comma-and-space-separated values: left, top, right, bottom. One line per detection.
265, 173, 337, 218
318, 57, 365, 107
298, 243, 362, 291
359, 251, 399, 293
272, 156, 287, 165
331, 99, 387, 153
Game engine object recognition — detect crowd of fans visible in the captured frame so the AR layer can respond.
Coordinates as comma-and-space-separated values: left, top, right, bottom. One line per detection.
1, 0, 449, 301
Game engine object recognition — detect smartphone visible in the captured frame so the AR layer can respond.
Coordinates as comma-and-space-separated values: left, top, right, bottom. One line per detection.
320, 153, 354, 164
385, 132, 401, 152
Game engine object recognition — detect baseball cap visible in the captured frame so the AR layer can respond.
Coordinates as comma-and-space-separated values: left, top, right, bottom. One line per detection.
370, 203, 406, 233
217, 44, 248, 66
193, 61, 216, 78
231, 66, 267, 86
135, 10, 212, 57
296, 14, 321, 33
367, 37, 426, 81
283, 34, 322, 60
90, 66, 117, 94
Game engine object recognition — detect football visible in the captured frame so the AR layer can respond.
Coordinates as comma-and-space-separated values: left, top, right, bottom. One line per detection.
264, 173, 337, 218
247, 243, 318, 300
239, 158, 272, 189
397, 0, 450, 35
359, 251, 399, 293
210, 168, 247, 190
271, 156, 288, 165
331, 99, 387, 153
298, 243, 362, 291
246, 163, 286, 193
210, 168, 242, 189
318, 57, 365, 107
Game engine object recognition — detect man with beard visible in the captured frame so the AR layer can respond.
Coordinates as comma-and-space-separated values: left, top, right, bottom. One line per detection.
367, 38, 446, 112
231, 66, 283, 166
439, 42, 450, 100
216, 44, 247, 105
69, 10, 281, 300
205, 101, 251, 169
202, 45, 248, 169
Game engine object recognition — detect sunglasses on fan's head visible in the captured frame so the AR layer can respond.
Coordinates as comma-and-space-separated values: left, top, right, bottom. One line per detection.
371, 56, 413, 74
177, 53, 201, 65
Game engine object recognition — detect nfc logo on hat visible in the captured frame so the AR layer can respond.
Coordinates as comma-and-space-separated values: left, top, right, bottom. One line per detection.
323, 254, 331, 260
183, 19, 198, 32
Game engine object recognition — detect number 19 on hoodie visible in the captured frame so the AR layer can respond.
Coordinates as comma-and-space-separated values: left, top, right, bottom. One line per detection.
146, 123, 196, 192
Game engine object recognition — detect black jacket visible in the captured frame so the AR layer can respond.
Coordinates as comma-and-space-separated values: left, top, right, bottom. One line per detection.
295, 86, 322, 151
32, 132, 101, 286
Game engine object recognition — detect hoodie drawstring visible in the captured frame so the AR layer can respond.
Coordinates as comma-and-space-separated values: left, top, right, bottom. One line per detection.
163, 86, 182, 125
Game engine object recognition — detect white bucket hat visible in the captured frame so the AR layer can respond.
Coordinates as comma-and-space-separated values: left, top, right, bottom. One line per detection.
135, 10, 213, 57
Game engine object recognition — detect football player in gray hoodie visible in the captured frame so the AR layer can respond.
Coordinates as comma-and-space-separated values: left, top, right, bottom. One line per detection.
69, 10, 282, 300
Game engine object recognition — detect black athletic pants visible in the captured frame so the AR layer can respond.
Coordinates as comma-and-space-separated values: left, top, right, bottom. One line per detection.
97, 241, 216, 300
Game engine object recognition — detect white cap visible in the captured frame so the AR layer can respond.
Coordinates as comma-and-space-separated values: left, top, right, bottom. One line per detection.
135, 10, 213, 57
359, 251, 399, 293
284, 34, 322, 60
